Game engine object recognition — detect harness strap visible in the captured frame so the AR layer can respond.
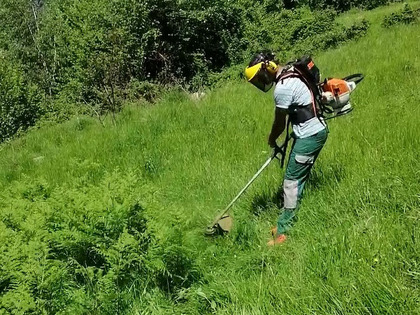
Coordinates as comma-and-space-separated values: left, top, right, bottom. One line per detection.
289, 104, 316, 125
276, 68, 318, 124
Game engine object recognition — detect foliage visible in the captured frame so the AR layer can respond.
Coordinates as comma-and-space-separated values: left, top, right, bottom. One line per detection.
199, 6, 371, 88
125, 80, 163, 103
0, 0, 409, 140
234, 0, 397, 12
0, 56, 42, 142
0, 170, 202, 313
307, 0, 394, 11
0, 0, 245, 137
262, 9, 370, 60
0, 0, 46, 81
18, 0, 242, 99
382, 3, 420, 27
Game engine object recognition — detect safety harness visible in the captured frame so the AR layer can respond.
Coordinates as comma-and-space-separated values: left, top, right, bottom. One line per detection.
275, 58, 322, 125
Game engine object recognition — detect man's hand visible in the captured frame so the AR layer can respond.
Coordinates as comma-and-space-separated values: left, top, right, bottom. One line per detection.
268, 138, 278, 148
271, 142, 284, 158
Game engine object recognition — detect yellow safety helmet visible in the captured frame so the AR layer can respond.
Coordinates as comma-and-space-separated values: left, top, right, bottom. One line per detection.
245, 53, 279, 92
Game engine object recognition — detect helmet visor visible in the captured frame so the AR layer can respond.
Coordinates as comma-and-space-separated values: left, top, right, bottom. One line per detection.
249, 68, 274, 92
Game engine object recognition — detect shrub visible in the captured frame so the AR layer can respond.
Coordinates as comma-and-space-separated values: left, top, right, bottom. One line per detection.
126, 79, 162, 103
0, 57, 42, 142
32, 0, 243, 98
238, 6, 370, 62
307, 0, 395, 11
382, 4, 419, 28
291, 19, 370, 56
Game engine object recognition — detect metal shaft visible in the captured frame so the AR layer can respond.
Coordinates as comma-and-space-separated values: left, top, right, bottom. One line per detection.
209, 155, 275, 227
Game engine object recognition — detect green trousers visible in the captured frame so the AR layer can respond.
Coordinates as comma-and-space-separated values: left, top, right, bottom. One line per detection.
277, 128, 328, 235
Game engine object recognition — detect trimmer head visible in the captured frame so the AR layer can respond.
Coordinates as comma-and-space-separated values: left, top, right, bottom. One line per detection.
205, 215, 233, 236
204, 156, 276, 237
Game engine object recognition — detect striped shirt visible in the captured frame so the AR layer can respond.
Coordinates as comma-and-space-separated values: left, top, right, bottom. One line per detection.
274, 76, 325, 138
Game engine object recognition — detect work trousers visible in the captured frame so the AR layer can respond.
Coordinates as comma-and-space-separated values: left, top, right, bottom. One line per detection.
277, 128, 328, 235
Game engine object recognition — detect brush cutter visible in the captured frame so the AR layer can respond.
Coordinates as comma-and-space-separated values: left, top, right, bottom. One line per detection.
205, 142, 287, 236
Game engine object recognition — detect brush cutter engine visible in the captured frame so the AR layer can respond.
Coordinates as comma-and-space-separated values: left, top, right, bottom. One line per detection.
321, 79, 356, 115
320, 74, 364, 117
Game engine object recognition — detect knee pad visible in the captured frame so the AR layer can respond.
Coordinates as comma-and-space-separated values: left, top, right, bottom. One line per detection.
283, 179, 298, 209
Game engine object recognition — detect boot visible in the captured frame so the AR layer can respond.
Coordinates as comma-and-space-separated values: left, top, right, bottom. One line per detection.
267, 233, 287, 246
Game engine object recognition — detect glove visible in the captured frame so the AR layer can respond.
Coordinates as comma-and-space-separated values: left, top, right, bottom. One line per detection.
272, 143, 284, 158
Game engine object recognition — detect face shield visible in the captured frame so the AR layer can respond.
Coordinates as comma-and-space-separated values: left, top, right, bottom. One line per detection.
249, 68, 274, 92
245, 61, 277, 92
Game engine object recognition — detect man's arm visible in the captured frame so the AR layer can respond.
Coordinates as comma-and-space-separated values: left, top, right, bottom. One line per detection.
268, 107, 287, 147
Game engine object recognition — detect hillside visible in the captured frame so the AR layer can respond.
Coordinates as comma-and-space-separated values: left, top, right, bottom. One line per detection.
0, 3, 419, 314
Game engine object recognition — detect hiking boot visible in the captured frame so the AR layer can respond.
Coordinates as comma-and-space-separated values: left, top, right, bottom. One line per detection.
267, 234, 287, 246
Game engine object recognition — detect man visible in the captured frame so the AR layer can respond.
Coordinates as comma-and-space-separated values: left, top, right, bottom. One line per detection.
244, 52, 328, 245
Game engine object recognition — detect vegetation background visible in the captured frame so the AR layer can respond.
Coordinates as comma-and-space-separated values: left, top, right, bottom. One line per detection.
0, 0, 402, 141
0, 1, 419, 314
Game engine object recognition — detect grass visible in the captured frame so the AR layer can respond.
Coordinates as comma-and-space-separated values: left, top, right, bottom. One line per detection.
336, 0, 420, 26
0, 3, 419, 314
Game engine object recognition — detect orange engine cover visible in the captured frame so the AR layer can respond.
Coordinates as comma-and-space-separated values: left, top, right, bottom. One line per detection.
322, 78, 350, 96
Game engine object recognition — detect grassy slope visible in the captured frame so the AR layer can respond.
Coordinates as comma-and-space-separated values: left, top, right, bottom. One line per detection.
1, 2, 419, 314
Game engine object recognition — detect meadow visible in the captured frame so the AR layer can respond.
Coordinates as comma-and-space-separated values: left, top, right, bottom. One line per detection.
0, 2, 419, 314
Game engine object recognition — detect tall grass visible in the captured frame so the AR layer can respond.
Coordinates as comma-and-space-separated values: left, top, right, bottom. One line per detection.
0, 2, 419, 314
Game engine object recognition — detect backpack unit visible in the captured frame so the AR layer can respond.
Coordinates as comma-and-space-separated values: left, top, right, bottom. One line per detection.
289, 55, 321, 95
277, 56, 363, 121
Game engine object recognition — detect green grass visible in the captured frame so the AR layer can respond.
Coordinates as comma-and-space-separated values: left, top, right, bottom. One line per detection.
1, 4, 419, 314
336, 0, 420, 26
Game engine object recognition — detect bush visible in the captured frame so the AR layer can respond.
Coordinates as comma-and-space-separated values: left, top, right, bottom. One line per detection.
292, 19, 370, 57
382, 3, 419, 28
238, 6, 370, 62
126, 79, 162, 103
0, 57, 42, 142
307, 0, 395, 11
33, 0, 243, 99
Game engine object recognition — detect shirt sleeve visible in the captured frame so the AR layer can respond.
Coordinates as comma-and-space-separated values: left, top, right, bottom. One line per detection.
274, 83, 293, 110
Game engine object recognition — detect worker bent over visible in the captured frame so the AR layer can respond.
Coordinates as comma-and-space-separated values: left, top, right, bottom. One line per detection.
244, 52, 328, 245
